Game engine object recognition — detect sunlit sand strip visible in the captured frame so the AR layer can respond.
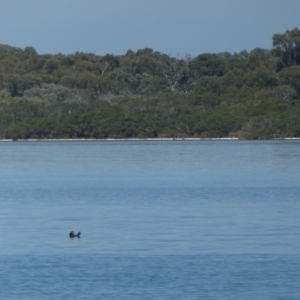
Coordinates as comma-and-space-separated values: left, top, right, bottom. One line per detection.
0, 137, 240, 142
2, 137, 300, 142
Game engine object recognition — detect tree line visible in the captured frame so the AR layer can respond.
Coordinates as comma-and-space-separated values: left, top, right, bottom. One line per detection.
0, 28, 300, 139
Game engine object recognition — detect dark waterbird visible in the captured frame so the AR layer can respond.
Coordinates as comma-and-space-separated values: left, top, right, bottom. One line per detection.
69, 231, 81, 238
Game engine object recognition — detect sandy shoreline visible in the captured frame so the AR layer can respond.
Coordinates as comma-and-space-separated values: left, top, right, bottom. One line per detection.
0, 137, 299, 142
0, 138, 239, 142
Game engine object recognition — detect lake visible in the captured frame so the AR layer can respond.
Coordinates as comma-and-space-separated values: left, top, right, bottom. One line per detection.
0, 140, 299, 299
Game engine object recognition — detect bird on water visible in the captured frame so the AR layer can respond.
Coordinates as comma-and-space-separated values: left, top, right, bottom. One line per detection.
69, 231, 81, 238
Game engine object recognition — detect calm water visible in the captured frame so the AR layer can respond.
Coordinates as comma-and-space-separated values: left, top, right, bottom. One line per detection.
0, 140, 299, 299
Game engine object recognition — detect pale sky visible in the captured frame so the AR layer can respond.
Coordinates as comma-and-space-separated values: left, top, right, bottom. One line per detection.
0, 0, 299, 57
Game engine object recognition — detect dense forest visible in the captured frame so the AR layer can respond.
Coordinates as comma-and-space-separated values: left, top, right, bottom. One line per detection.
0, 28, 300, 139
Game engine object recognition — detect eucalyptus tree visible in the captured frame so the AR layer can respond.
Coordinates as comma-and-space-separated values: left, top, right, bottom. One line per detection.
272, 28, 300, 69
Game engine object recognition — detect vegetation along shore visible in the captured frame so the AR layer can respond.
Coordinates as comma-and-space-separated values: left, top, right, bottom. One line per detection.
0, 28, 300, 140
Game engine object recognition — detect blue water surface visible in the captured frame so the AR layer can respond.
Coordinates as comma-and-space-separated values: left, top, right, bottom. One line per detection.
0, 140, 299, 299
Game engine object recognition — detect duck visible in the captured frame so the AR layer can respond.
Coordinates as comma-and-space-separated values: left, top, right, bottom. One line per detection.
69, 231, 81, 238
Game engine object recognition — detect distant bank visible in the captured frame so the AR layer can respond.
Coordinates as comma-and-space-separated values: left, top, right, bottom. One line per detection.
1, 28, 300, 141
